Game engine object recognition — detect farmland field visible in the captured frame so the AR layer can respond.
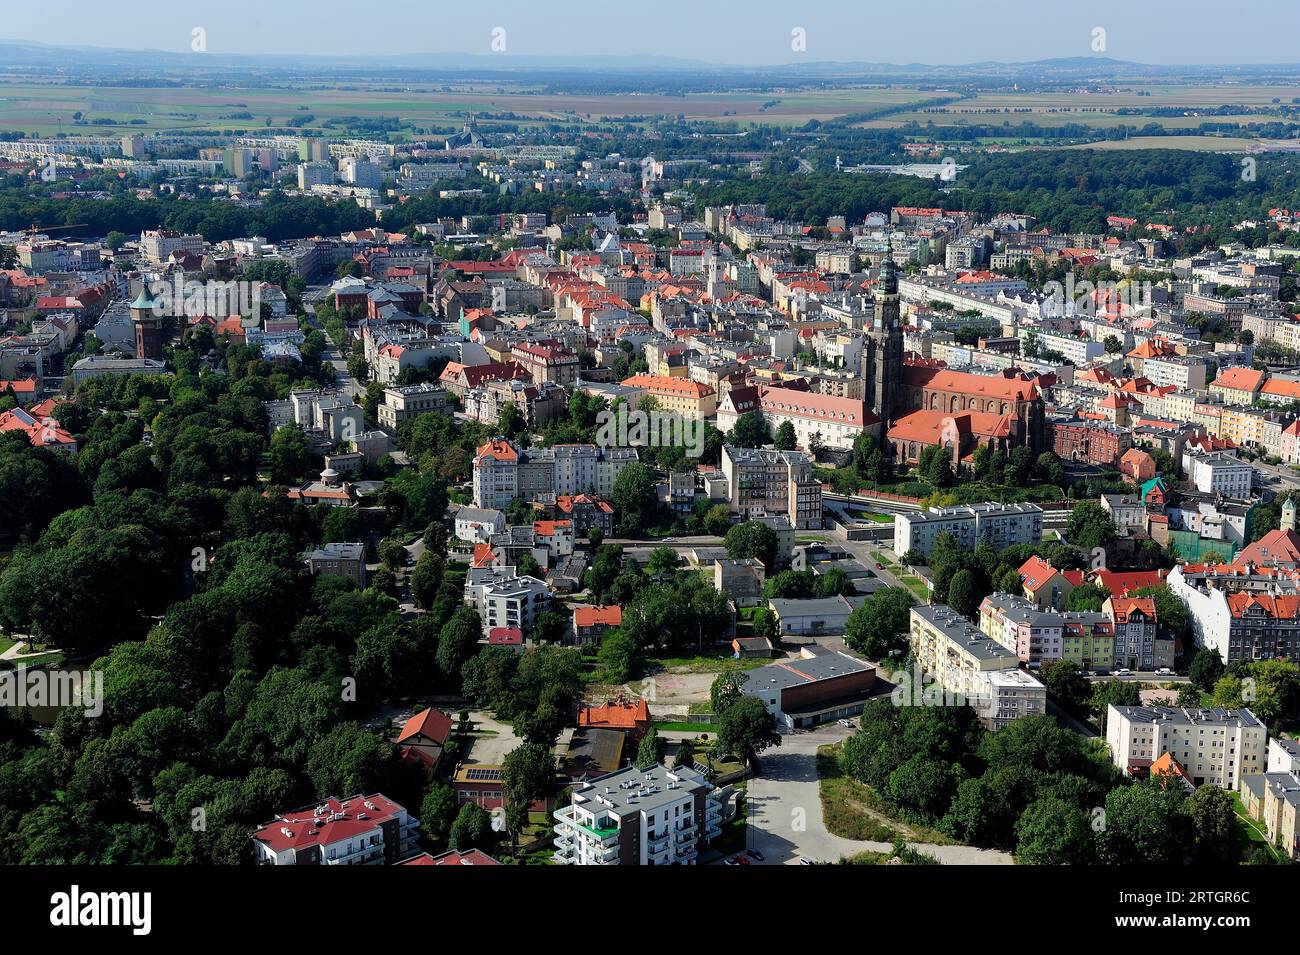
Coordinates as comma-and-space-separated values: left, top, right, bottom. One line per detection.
0, 80, 938, 135
856, 83, 1300, 136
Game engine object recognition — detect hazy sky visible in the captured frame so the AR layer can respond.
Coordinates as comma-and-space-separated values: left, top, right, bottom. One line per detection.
5, 0, 1300, 65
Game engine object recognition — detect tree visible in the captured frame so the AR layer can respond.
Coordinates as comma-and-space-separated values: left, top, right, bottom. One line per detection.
636, 726, 664, 768
437, 607, 483, 678
673, 739, 696, 769
917, 445, 953, 488
410, 551, 445, 610
420, 783, 460, 852
773, 421, 797, 451
502, 742, 552, 849
716, 694, 781, 768
497, 404, 525, 439
886, 755, 965, 823
1188, 647, 1224, 693
611, 463, 657, 536
1091, 679, 1141, 729
449, 802, 494, 852
728, 410, 771, 449
724, 520, 779, 570
1097, 776, 1187, 865
710, 671, 749, 717
947, 568, 980, 619
1103, 335, 1122, 354
268, 424, 310, 484
1015, 796, 1093, 864
1182, 785, 1237, 864
1131, 583, 1188, 640
1066, 501, 1116, 551
1039, 659, 1090, 711
596, 627, 637, 683
843, 587, 914, 659
1066, 582, 1110, 612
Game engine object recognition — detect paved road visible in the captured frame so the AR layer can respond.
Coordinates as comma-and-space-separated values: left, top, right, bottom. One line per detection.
743, 724, 1014, 866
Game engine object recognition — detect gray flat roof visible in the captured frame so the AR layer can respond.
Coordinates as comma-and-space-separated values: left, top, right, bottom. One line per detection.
574, 762, 711, 816
1111, 705, 1263, 729
912, 604, 1016, 663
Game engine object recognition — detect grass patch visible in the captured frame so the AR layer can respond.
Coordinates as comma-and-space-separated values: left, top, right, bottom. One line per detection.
0, 652, 65, 672
1232, 793, 1286, 864
656, 721, 718, 734
817, 744, 956, 846
816, 746, 901, 842
646, 654, 764, 675
0, 635, 15, 655
898, 576, 931, 601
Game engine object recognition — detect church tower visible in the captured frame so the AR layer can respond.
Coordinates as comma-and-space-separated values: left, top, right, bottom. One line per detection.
1283, 497, 1297, 533
130, 280, 165, 361
863, 238, 904, 434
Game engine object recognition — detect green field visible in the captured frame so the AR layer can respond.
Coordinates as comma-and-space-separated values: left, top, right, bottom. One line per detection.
0, 80, 939, 135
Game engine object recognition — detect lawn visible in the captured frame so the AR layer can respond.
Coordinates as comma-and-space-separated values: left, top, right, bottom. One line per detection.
897, 576, 931, 602
0, 635, 15, 655
816, 744, 955, 846
656, 721, 718, 735
646, 654, 765, 675
1232, 793, 1286, 864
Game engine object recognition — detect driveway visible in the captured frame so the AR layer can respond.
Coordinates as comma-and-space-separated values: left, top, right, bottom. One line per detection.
743, 724, 1014, 865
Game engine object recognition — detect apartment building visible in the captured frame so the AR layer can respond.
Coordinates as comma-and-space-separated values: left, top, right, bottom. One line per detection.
511, 340, 580, 388
1168, 564, 1300, 663
471, 440, 638, 508
978, 592, 1114, 670
376, 382, 451, 431
552, 763, 728, 866
463, 566, 551, 635
894, 502, 1043, 558
1239, 772, 1300, 860
909, 604, 1046, 728
1189, 452, 1254, 498
251, 794, 420, 865
720, 444, 822, 530
1106, 595, 1173, 671
1106, 705, 1267, 790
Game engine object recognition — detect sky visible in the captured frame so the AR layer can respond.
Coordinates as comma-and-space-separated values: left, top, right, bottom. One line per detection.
4, 0, 1300, 66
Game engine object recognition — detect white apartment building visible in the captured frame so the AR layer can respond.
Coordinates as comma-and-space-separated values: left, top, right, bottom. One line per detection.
464, 566, 551, 635
552, 763, 728, 866
1268, 737, 1300, 774
1106, 705, 1267, 790
894, 502, 1043, 558
1142, 355, 1209, 392
1190, 452, 1253, 498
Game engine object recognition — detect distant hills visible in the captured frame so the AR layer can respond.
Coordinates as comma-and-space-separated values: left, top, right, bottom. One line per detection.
2, 39, 1300, 83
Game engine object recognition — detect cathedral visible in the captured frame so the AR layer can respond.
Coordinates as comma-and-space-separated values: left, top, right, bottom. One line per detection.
861, 239, 1047, 467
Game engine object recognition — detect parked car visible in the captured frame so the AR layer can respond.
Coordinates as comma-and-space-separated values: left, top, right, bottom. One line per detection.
1115, 668, 1132, 676
733, 854, 750, 865
874, 562, 883, 570
746, 848, 764, 861
798, 857, 816, 865
724, 857, 740, 866
1155, 667, 1172, 675
837, 719, 855, 728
